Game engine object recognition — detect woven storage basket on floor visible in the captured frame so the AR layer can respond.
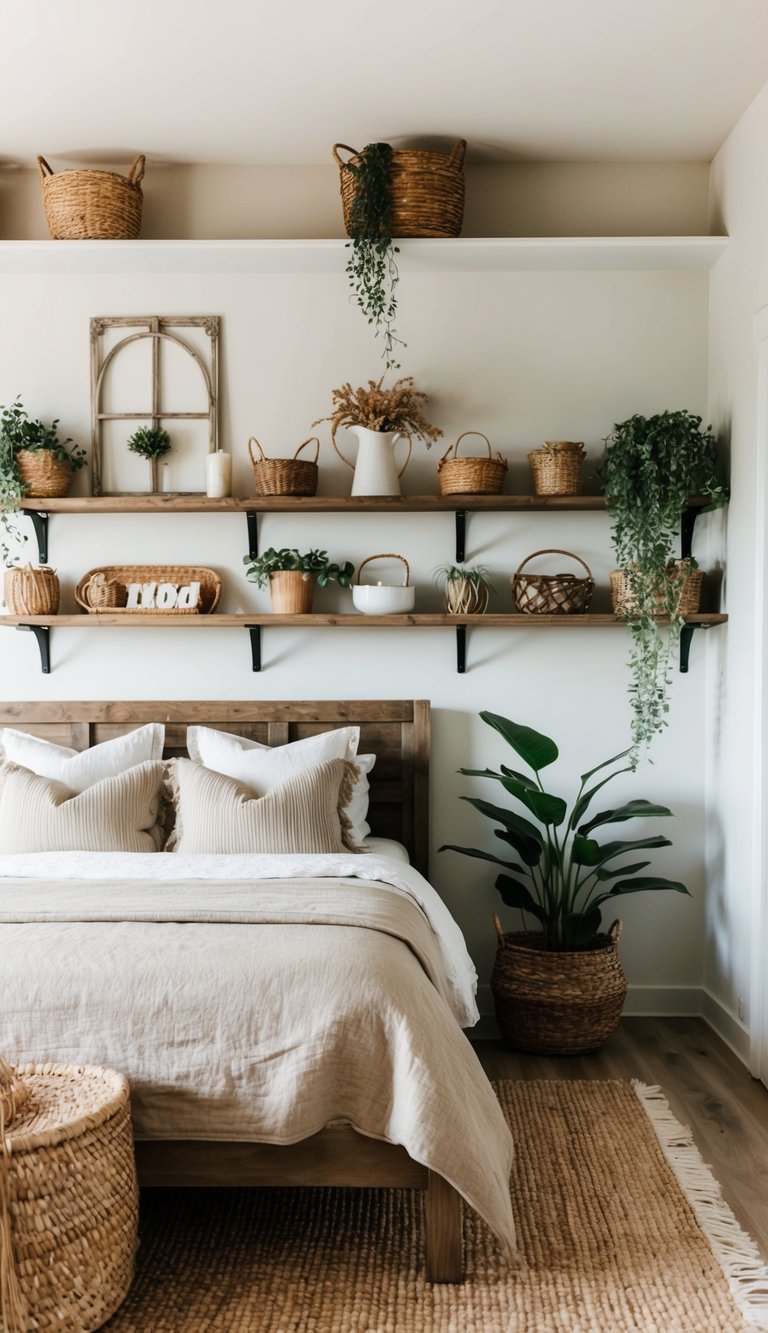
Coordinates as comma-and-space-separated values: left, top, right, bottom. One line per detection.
491, 917, 627, 1054
75, 565, 221, 614
611, 564, 703, 618
527, 440, 586, 496
512, 549, 594, 614
0, 1058, 138, 1332
38, 154, 145, 240
3, 565, 60, 615
437, 432, 507, 496
248, 436, 319, 497
333, 141, 466, 237
15, 449, 73, 498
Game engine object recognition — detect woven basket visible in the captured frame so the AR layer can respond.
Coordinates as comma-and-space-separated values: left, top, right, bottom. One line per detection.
75, 565, 221, 614
38, 154, 145, 240
249, 436, 319, 497
15, 449, 73, 499
0, 1059, 138, 1332
512, 549, 594, 614
333, 141, 466, 238
444, 576, 490, 615
269, 570, 316, 613
3, 565, 60, 615
611, 564, 703, 618
491, 917, 627, 1054
528, 440, 586, 496
437, 433, 507, 496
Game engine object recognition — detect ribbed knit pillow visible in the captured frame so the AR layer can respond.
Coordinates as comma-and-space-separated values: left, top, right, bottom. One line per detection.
0, 760, 164, 853
166, 757, 362, 854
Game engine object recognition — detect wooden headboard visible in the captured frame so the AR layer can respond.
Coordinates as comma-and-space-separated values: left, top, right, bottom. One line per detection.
0, 700, 431, 874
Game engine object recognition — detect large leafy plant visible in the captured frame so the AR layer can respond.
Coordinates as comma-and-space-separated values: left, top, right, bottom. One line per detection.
243, 547, 355, 588
440, 711, 689, 951
0, 397, 86, 565
601, 410, 726, 761
344, 143, 403, 369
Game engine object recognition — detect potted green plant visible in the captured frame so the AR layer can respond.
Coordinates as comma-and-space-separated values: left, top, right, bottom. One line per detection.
0, 397, 86, 565
440, 710, 689, 1053
601, 409, 726, 762
243, 547, 355, 613
336, 142, 402, 369
126, 425, 172, 494
315, 376, 442, 497
434, 563, 494, 614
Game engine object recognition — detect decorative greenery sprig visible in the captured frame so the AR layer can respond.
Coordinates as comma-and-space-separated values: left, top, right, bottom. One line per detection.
315, 376, 442, 450
0, 397, 86, 566
434, 563, 494, 591
440, 711, 689, 951
126, 426, 172, 459
344, 143, 404, 369
243, 547, 355, 589
601, 410, 726, 763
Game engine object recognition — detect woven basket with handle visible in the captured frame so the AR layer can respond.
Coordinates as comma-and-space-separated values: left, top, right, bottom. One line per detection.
0, 1056, 138, 1332
3, 565, 59, 616
38, 154, 145, 240
75, 565, 221, 614
527, 440, 586, 496
491, 917, 627, 1054
333, 141, 466, 238
248, 436, 319, 497
15, 448, 73, 499
437, 432, 508, 496
512, 549, 594, 614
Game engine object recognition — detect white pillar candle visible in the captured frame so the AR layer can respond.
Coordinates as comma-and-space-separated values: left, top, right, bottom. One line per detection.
206, 450, 232, 498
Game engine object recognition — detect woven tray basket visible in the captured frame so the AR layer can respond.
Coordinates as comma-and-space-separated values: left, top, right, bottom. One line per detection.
528, 440, 586, 496
3, 565, 60, 615
0, 1059, 138, 1332
38, 154, 145, 240
512, 549, 594, 614
15, 449, 73, 499
249, 436, 319, 497
491, 917, 627, 1054
333, 141, 466, 238
611, 565, 703, 618
437, 432, 508, 496
75, 565, 221, 614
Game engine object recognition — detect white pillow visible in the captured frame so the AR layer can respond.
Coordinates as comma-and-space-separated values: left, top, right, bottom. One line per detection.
0, 723, 165, 792
186, 725, 375, 844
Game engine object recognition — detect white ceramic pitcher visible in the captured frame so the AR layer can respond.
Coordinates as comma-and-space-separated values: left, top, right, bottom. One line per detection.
334, 426, 413, 496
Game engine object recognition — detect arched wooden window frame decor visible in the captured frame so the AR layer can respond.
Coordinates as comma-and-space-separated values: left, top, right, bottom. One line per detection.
90, 315, 220, 496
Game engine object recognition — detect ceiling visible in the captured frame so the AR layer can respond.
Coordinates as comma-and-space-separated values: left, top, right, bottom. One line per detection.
2, 0, 768, 167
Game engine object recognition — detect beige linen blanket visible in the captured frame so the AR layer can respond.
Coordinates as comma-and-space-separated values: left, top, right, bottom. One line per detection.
0, 875, 516, 1256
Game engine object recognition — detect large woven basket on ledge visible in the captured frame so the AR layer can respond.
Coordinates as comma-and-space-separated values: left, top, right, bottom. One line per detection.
611, 564, 703, 618
76, 564, 221, 613
0, 1056, 138, 1332
3, 564, 60, 615
527, 440, 586, 496
512, 549, 594, 614
333, 140, 466, 237
38, 153, 145, 240
15, 448, 73, 498
437, 432, 507, 496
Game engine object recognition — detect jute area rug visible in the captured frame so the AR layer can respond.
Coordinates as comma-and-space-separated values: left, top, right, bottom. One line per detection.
106, 1080, 768, 1332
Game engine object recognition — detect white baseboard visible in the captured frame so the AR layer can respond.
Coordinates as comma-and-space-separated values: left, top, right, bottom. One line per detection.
701, 989, 751, 1065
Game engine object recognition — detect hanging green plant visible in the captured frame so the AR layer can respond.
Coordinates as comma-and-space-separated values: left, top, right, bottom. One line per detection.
343, 142, 404, 369
601, 410, 727, 763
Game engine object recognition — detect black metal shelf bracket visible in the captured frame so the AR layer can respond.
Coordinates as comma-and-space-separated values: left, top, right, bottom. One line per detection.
679, 622, 713, 673
17, 624, 50, 673
455, 510, 466, 563
456, 625, 467, 674
27, 510, 49, 564
680, 506, 698, 561
246, 625, 262, 672
246, 511, 259, 558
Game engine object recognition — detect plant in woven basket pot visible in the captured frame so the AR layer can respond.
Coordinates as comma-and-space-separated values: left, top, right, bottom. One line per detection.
434, 563, 494, 614
243, 547, 355, 613
440, 711, 689, 1054
0, 397, 86, 565
314, 376, 442, 498
601, 409, 727, 764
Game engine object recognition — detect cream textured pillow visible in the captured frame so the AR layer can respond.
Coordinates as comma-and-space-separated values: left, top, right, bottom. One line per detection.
0, 723, 165, 791
0, 760, 165, 853
185, 725, 375, 843
167, 757, 362, 855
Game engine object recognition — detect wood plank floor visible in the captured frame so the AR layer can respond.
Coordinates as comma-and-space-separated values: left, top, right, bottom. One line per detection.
475, 1016, 768, 1260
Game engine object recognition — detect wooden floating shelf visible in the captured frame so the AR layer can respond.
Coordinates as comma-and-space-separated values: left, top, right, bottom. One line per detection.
20, 494, 713, 514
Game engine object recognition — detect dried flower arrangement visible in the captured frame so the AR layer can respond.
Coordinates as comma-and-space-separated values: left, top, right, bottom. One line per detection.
314, 376, 442, 449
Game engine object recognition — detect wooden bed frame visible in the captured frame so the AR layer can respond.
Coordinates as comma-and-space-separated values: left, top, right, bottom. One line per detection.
0, 698, 464, 1281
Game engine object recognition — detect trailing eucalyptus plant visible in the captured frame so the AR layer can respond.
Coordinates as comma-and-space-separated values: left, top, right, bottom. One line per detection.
344, 143, 404, 369
440, 711, 689, 951
243, 547, 355, 588
601, 409, 726, 763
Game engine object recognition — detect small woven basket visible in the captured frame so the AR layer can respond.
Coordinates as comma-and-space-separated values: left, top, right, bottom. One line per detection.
611, 564, 703, 618
0, 1059, 138, 1332
512, 549, 594, 614
3, 565, 60, 615
437, 432, 507, 496
77, 571, 129, 610
15, 449, 73, 499
491, 917, 627, 1054
248, 436, 319, 497
333, 141, 466, 238
444, 576, 490, 615
75, 565, 221, 614
527, 440, 586, 496
38, 154, 145, 240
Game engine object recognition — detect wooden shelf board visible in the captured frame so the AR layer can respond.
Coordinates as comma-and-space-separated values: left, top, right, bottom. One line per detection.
20, 494, 715, 515
0, 612, 728, 629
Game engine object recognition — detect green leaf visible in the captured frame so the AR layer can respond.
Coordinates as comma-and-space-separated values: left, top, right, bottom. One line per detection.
460, 795, 543, 845
591, 835, 673, 865
569, 766, 634, 830
437, 844, 527, 875
494, 827, 543, 868
579, 747, 634, 785
495, 874, 548, 924
499, 764, 539, 791
479, 711, 558, 772
590, 876, 690, 910
562, 908, 603, 948
594, 860, 651, 881
498, 777, 567, 826
572, 835, 603, 866
579, 799, 674, 835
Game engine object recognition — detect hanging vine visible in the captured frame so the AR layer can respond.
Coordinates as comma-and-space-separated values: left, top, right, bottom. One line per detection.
344, 143, 404, 369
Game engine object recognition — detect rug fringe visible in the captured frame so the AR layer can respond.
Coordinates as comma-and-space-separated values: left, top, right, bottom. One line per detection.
633, 1080, 768, 1330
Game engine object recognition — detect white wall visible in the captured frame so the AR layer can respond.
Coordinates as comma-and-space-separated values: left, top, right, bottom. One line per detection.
0, 254, 712, 1018
707, 77, 768, 1065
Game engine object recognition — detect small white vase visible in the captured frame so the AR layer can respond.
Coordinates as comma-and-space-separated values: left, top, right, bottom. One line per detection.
337, 426, 413, 497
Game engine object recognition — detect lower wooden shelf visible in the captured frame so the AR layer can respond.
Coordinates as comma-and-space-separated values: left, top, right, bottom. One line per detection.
0, 611, 728, 674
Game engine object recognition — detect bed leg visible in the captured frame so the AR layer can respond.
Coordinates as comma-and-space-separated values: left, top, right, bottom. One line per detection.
424, 1170, 464, 1282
